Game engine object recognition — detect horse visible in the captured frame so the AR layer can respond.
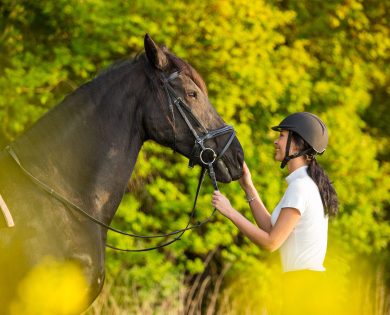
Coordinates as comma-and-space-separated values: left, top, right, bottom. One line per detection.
0, 34, 244, 313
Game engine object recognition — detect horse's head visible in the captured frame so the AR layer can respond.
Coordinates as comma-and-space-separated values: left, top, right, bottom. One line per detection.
141, 34, 243, 183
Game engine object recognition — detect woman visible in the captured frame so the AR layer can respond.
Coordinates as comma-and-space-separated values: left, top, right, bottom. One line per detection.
212, 112, 338, 314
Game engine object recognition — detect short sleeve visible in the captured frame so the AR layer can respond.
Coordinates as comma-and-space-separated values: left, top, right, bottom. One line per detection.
279, 180, 307, 215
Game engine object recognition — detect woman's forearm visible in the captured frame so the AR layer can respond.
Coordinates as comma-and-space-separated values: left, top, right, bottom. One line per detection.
227, 209, 275, 251
212, 191, 300, 252
242, 184, 272, 232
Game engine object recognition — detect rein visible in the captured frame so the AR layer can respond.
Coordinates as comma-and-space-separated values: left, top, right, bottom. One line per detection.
7, 144, 212, 251
5, 69, 236, 252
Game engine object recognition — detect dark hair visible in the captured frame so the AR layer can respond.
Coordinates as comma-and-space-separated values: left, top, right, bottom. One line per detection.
291, 132, 339, 217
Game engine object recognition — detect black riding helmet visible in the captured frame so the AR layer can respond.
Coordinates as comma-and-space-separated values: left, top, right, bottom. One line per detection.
271, 112, 328, 169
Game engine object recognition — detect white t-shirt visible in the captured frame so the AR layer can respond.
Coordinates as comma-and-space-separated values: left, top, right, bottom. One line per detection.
271, 166, 328, 272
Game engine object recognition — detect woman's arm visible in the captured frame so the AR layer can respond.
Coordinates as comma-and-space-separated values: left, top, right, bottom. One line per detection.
239, 162, 272, 232
212, 191, 301, 252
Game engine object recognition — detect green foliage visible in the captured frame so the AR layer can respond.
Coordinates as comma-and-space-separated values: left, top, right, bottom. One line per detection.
1, 0, 389, 313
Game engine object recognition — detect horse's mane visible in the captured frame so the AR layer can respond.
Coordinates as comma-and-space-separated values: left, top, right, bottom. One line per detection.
48, 49, 209, 139
12, 48, 209, 152
94, 52, 143, 80
93, 50, 208, 97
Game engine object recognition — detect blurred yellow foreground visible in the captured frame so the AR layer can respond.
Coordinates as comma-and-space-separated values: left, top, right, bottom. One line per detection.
9, 257, 88, 315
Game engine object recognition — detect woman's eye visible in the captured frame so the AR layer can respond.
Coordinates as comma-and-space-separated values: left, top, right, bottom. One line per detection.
187, 91, 197, 98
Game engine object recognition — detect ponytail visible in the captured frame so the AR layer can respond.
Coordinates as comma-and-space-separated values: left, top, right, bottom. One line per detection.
307, 158, 339, 217
291, 132, 339, 217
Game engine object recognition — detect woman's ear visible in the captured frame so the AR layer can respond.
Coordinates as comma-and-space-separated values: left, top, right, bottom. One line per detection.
289, 142, 298, 154
290, 136, 301, 155
144, 34, 169, 70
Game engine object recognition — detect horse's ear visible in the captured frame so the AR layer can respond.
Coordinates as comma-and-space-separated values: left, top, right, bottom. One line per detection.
144, 34, 169, 70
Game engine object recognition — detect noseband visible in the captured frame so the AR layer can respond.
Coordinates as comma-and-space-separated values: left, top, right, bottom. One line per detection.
162, 71, 236, 190
5, 70, 237, 252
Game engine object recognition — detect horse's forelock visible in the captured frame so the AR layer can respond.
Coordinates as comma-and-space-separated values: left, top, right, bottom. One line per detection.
166, 53, 208, 96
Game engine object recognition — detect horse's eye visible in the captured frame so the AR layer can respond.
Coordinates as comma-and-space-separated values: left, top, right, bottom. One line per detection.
187, 91, 197, 98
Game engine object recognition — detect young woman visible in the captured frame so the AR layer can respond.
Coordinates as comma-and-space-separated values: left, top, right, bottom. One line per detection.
212, 112, 339, 314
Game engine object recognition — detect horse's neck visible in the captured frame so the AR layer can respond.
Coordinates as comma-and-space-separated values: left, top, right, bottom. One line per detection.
11, 66, 145, 221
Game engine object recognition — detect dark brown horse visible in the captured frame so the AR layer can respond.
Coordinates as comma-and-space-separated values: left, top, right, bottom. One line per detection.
0, 34, 243, 313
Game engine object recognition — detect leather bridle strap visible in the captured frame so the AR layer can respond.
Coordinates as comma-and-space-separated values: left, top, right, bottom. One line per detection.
162, 73, 208, 142
162, 72, 236, 190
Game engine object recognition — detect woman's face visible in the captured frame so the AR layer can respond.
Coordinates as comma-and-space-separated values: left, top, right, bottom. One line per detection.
274, 130, 299, 161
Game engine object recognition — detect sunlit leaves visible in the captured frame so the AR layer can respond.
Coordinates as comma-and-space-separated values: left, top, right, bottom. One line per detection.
1, 0, 389, 312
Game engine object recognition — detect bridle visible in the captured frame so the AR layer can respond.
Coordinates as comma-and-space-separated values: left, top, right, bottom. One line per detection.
161, 71, 236, 190
5, 69, 236, 252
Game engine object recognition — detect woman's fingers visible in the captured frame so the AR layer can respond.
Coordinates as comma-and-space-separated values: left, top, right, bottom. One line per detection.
212, 192, 219, 205
212, 191, 223, 207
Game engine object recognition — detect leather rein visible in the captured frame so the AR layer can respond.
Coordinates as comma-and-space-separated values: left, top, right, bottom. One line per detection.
5, 70, 236, 252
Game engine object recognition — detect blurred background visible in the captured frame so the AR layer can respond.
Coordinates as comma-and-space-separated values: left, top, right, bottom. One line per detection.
1, 0, 389, 314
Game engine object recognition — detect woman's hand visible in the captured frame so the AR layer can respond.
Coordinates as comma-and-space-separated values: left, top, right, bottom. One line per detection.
212, 191, 235, 218
238, 161, 253, 190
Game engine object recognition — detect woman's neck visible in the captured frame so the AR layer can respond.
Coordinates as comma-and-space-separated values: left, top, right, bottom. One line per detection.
287, 157, 308, 174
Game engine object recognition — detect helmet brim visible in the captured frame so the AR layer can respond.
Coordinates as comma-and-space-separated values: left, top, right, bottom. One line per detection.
271, 125, 294, 132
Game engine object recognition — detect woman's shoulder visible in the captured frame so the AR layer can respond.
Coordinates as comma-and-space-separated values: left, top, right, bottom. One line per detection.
287, 176, 317, 194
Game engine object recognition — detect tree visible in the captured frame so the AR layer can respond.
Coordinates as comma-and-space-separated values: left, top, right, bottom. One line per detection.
1, 0, 389, 313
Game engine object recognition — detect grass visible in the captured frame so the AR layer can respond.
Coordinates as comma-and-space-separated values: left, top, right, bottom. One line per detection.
83, 261, 390, 315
